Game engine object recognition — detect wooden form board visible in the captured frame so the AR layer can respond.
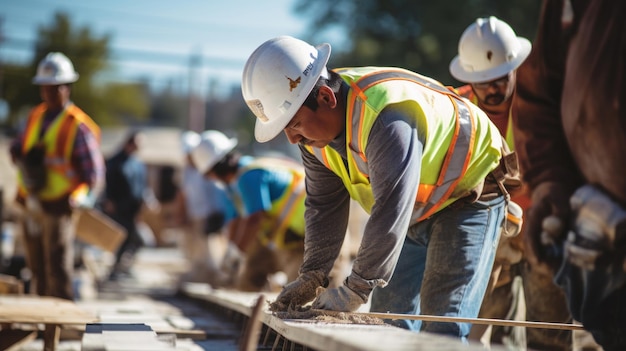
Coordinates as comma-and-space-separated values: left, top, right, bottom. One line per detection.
73, 208, 127, 253
81, 323, 176, 351
0, 295, 97, 325
0, 295, 98, 351
182, 285, 508, 351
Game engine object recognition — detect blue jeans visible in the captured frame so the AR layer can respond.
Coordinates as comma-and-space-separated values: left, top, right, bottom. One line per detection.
370, 195, 506, 340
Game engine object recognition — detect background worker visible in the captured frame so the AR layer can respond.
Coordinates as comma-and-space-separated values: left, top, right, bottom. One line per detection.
179, 130, 235, 287
102, 131, 151, 281
450, 17, 572, 350
190, 130, 310, 292
9, 52, 104, 300
514, 1, 626, 350
241, 36, 516, 341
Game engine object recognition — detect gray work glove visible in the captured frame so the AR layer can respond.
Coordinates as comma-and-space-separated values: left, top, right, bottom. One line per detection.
565, 185, 626, 271
269, 270, 327, 312
311, 283, 368, 312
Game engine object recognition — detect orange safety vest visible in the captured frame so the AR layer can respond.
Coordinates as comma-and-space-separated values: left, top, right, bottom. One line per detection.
17, 103, 101, 202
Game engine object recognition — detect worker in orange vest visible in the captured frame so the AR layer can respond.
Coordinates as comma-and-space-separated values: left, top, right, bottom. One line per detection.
9, 52, 104, 300
450, 17, 571, 350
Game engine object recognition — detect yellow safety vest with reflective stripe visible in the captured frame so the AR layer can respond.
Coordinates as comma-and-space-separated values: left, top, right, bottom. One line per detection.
454, 85, 515, 150
17, 103, 101, 202
236, 157, 306, 249
306, 67, 502, 222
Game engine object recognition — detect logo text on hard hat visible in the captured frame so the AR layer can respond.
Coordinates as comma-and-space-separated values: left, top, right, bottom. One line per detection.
286, 76, 301, 92
246, 99, 269, 122
302, 52, 317, 76
42, 63, 56, 76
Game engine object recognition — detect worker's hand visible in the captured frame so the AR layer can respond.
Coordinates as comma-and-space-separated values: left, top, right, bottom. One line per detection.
269, 270, 326, 312
565, 185, 626, 271
525, 181, 573, 272
70, 191, 97, 209
311, 284, 367, 312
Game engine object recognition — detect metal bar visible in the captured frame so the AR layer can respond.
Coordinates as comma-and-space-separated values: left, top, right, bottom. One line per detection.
310, 310, 584, 331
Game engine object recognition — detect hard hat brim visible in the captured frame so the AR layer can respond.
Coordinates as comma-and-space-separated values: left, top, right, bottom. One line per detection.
449, 38, 531, 83
32, 74, 79, 85
253, 42, 332, 143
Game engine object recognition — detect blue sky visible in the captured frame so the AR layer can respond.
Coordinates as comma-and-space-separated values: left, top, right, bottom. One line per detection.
0, 0, 312, 96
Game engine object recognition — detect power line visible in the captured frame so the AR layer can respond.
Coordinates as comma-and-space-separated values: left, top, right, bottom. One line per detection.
1, 36, 246, 68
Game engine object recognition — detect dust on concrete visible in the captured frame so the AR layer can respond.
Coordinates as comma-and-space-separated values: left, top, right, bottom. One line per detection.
269, 303, 385, 325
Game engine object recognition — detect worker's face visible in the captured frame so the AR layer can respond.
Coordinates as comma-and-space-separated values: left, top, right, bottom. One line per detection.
471, 72, 516, 106
40, 84, 70, 110
283, 86, 344, 148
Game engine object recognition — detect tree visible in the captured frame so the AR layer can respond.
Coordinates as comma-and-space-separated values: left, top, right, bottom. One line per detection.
293, 0, 541, 85
2, 12, 150, 128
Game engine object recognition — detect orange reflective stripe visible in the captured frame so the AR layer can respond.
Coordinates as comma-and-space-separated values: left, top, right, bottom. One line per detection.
69, 105, 101, 143
22, 104, 46, 152
55, 112, 75, 159
416, 184, 435, 204
416, 97, 475, 221
350, 81, 367, 101
507, 212, 522, 225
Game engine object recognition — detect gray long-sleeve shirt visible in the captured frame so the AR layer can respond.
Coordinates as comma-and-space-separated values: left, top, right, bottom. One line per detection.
299, 100, 424, 295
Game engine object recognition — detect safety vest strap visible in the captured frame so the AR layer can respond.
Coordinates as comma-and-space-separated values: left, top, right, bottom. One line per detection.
413, 96, 474, 221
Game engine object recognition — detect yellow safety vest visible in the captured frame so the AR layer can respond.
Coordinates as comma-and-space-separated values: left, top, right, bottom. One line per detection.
306, 67, 502, 222
236, 157, 306, 249
17, 103, 101, 202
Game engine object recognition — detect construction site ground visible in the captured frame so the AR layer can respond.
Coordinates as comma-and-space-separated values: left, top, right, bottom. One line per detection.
2, 244, 510, 351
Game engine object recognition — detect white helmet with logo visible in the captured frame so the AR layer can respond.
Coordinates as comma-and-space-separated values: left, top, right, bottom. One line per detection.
190, 130, 238, 174
241, 36, 331, 143
32, 52, 80, 85
449, 17, 531, 83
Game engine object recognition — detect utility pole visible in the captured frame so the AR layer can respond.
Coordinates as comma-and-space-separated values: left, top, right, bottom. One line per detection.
0, 16, 8, 126
187, 49, 205, 133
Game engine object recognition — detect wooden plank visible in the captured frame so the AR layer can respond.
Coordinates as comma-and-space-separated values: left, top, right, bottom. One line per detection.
0, 296, 97, 325
73, 208, 127, 253
183, 287, 510, 351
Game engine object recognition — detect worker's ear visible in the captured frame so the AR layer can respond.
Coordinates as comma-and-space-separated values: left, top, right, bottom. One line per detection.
317, 86, 337, 108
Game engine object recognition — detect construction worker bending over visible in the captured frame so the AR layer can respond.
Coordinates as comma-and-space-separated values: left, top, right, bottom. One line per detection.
514, 1, 626, 350
9, 52, 104, 300
241, 36, 518, 341
189, 130, 309, 292
450, 17, 572, 350
179, 130, 236, 287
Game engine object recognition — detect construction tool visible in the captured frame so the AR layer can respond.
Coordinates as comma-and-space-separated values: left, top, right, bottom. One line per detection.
309, 309, 584, 331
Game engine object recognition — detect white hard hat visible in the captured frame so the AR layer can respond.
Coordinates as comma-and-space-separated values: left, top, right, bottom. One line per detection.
180, 131, 201, 154
241, 36, 331, 143
190, 130, 238, 174
32, 52, 79, 85
449, 17, 531, 83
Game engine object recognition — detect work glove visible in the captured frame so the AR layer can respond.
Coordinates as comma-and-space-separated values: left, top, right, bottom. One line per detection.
525, 181, 573, 272
269, 270, 327, 312
70, 184, 98, 209
311, 284, 367, 312
564, 185, 626, 271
